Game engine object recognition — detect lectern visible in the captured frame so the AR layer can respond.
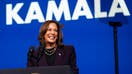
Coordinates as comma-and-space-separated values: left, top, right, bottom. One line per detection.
0, 65, 73, 74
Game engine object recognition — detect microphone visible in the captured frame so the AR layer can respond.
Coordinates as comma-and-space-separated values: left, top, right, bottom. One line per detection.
37, 46, 44, 63
27, 46, 37, 66
28, 46, 35, 58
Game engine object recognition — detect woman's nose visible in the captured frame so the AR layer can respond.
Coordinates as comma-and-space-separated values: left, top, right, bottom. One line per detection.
51, 30, 55, 34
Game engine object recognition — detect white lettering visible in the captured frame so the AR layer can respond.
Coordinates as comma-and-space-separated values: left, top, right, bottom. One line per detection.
46, 0, 71, 21
25, 2, 45, 24
5, 0, 130, 25
109, 0, 130, 17
94, 0, 107, 18
72, 0, 93, 20
6, 3, 24, 25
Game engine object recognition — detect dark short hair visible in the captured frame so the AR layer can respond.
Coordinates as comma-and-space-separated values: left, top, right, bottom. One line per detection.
38, 20, 64, 47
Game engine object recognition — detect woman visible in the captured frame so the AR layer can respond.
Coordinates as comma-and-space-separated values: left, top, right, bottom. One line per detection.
27, 20, 79, 74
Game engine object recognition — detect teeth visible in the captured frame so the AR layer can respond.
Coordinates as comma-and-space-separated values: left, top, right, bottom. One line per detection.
50, 37, 53, 38
49, 36, 55, 39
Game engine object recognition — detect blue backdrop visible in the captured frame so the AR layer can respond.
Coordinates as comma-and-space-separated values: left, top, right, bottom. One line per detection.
0, 0, 132, 74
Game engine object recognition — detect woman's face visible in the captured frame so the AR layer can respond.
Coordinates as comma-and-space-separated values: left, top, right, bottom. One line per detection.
44, 23, 58, 44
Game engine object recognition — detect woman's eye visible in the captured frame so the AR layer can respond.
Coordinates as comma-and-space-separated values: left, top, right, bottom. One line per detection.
47, 29, 51, 31
54, 29, 58, 32
47, 29, 58, 32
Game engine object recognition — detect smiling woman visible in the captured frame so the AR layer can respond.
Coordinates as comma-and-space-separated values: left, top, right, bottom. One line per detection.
27, 20, 79, 74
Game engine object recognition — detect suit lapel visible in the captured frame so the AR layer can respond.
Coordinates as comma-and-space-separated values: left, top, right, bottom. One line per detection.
38, 53, 48, 66
54, 47, 64, 65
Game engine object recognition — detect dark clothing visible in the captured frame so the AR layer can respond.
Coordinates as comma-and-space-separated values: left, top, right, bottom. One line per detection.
27, 45, 79, 74
45, 52, 56, 66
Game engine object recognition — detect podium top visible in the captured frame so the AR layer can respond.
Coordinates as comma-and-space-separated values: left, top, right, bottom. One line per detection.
0, 65, 73, 74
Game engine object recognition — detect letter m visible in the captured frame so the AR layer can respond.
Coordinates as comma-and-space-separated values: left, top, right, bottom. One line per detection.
46, 0, 71, 21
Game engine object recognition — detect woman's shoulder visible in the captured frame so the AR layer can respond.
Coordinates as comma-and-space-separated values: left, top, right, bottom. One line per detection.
59, 45, 75, 52
59, 45, 74, 48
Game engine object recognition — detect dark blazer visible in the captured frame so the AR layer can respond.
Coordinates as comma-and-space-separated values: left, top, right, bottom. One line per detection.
27, 45, 79, 74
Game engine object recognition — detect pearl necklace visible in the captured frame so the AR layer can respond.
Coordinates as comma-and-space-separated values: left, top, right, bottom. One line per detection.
44, 47, 56, 56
